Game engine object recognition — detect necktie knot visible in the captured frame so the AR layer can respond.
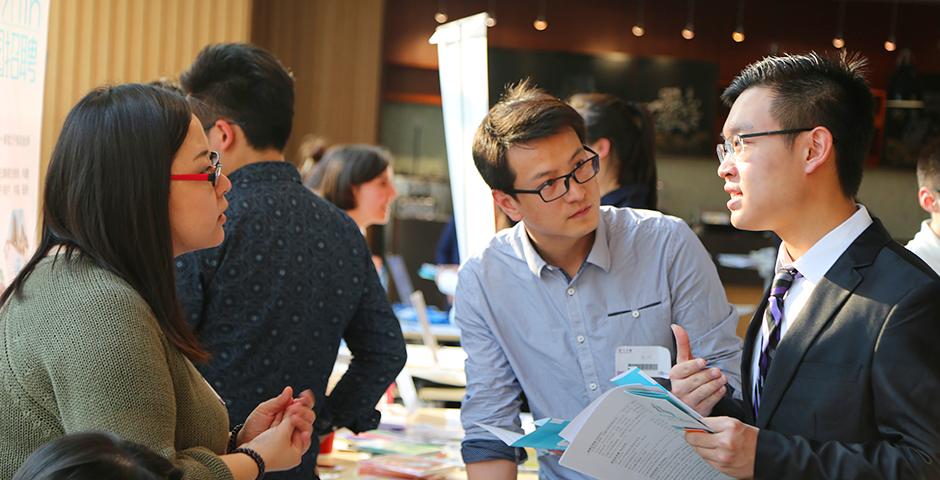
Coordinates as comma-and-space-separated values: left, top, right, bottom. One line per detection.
770, 266, 801, 300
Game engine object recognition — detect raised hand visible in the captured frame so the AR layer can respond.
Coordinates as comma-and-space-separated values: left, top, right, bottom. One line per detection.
669, 324, 727, 417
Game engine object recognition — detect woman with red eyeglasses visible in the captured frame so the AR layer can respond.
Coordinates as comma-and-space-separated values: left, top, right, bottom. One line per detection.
0, 84, 314, 479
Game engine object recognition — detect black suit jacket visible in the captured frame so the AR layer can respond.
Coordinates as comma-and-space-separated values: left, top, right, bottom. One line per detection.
715, 219, 940, 479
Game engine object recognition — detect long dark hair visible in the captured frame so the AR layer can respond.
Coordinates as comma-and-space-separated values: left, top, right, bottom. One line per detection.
0, 83, 208, 363
306, 144, 392, 210
12, 431, 182, 480
568, 93, 657, 209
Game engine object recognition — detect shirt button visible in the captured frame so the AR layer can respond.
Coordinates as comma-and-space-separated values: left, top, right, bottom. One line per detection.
566, 287, 575, 296
589, 382, 598, 391
632, 310, 640, 318
576, 335, 585, 343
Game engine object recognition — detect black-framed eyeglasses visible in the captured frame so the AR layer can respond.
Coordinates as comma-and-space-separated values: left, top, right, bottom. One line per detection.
170, 151, 223, 186
716, 128, 814, 164
506, 145, 600, 203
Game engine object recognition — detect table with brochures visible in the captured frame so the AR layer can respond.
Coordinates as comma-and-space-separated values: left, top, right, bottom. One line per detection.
317, 406, 539, 479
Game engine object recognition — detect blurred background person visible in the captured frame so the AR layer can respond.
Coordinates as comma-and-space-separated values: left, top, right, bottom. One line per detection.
569, 93, 658, 210
307, 144, 398, 235
307, 144, 399, 280
907, 138, 940, 274
175, 44, 405, 480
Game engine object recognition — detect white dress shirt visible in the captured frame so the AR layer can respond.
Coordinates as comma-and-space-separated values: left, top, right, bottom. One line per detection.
906, 220, 940, 275
751, 205, 873, 396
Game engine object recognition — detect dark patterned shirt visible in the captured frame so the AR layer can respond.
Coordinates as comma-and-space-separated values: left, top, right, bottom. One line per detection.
175, 161, 406, 479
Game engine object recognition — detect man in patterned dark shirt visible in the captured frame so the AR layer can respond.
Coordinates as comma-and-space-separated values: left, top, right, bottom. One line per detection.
174, 43, 406, 479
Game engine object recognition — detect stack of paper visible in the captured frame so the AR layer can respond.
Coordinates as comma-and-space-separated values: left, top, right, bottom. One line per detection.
557, 368, 728, 480
481, 367, 728, 479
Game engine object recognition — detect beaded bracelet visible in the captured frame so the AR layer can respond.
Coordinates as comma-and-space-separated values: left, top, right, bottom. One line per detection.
227, 423, 244, 453
232, 447, 266, 480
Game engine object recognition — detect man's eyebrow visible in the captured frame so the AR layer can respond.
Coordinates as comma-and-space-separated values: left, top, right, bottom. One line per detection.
720, 123, 753, 140
526, 146, 585, 182
568, 145, 582, 161
529, 168, 553, 182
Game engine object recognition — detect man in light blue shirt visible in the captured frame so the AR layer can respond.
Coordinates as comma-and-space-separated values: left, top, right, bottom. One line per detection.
456, 81, 743, 479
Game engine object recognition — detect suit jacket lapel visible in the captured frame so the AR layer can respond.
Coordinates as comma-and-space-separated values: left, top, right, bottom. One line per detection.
755, 219, 890, 428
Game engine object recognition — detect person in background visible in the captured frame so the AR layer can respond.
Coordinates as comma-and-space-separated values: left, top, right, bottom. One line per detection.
568, 93, 657, 210
13, 432, 183, 480
306, 145, 399, 278
175, 43, 406, 480
0, 84, 314, 479
434, 216, 460, 267
307, 145, 398, 235
457, 81, 741, 480
906, 139, 940, 274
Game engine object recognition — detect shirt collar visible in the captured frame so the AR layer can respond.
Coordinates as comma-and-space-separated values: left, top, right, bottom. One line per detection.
516, 224, 548, 276
916, 220, 940, 247
228, 160, 301, 186
585, 214, 611, 272
513, 213, 611, 277
776, 204, 873, 283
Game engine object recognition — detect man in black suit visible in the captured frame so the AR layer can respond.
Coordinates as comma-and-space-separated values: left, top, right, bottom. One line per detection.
668, 52, 940, 479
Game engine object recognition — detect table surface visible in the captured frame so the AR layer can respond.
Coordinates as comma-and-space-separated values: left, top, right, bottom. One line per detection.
317, 407, 539, 479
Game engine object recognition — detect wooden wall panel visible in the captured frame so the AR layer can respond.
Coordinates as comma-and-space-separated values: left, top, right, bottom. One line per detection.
252, 0, 385, 162
40, 0, 252, 189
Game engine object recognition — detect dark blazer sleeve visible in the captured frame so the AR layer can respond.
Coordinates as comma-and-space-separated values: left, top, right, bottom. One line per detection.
755, 280, 940, 480
711, 393, 752, 423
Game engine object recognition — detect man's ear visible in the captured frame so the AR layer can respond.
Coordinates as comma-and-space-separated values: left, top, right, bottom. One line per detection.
803, 126, 835, 175
492, 190, 524, 223
918, 185, 938, 214
590, 138, 612, 160
211, 119, 238, 152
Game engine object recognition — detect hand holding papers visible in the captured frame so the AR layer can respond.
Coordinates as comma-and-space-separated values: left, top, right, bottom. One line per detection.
557, 367, 728, 480
684, 416, 758, 480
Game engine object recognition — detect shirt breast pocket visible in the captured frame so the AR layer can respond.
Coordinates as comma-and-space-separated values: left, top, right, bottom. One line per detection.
606, 300, 671, 345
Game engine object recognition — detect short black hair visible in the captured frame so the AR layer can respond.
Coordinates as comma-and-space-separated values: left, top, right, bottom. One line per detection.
917, 138, 940, 189
180, 43, 294, 151
722, 51, 873, 198
473, 80, 586, 193
306, 145, 392, 210
13, 432, 182, 480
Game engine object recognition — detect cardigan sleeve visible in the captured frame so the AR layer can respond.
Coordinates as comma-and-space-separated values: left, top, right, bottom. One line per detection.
37, 281, 233, 480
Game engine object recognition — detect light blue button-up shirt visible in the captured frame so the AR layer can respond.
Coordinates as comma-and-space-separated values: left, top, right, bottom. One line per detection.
455, 206, 742, 479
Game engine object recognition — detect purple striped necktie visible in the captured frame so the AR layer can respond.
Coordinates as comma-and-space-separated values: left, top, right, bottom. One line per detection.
753, 266, 802, 417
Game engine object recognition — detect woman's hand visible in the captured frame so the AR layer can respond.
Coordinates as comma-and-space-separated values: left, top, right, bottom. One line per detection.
238, 387, 316, 448
242, 411, 313, 472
